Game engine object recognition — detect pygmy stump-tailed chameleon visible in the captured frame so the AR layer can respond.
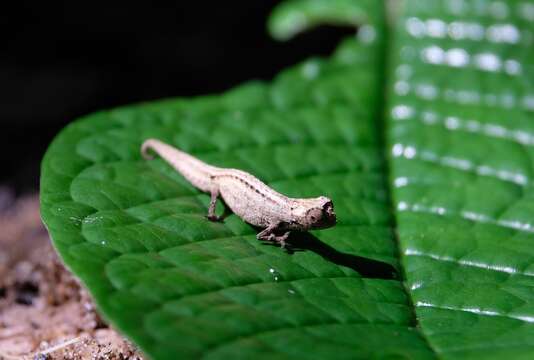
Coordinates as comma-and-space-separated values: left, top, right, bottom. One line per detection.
141, 139, 337, 248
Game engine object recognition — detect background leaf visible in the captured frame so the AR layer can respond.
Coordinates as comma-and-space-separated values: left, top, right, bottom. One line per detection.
388, 1, 534, 358
40, 0, 534, 359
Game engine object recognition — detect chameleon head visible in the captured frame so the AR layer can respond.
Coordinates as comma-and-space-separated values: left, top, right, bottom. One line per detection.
293, 196, 336, 230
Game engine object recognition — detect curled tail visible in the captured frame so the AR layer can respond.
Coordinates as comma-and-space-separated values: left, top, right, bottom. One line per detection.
141, 138, 160, 160
141, 138, 190, 161
140, 138, 218, 193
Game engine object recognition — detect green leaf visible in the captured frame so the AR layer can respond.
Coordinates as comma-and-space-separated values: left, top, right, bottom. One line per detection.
40, 0, 534, 359
268, 0, 374, 40
388, 1, 534, 358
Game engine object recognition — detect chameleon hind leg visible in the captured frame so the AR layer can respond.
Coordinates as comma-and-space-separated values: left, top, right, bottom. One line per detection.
207, 188, 224, 222
257, 223, 290, 248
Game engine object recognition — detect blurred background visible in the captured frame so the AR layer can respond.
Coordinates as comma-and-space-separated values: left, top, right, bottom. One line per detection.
0, 0, 355, 195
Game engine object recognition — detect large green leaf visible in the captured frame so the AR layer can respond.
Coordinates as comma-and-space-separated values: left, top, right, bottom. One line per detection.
388, 1, 534, 358
40, 0, 534, 358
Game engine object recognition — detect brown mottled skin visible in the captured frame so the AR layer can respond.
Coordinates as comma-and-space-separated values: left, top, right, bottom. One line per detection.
141, 139, 337, 248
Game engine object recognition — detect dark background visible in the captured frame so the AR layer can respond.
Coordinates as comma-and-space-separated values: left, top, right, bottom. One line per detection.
0, 1, 354, 195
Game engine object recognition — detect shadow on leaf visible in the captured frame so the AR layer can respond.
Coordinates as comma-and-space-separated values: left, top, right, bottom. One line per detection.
281, 231, 399, 280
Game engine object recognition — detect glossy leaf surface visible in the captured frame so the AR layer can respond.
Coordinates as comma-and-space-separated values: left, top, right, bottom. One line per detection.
388, 1, 534, 358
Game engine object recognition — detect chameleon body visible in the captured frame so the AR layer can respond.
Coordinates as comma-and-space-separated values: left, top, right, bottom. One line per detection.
141, 139, 336, 247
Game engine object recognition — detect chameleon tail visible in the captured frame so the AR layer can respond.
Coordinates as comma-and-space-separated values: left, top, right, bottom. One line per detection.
140, 138, 217, 193
141, 139, 158, 160
141, 138, 187, 162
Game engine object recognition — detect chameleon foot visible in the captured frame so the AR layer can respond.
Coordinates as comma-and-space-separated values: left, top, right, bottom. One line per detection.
206, 215, 224, 222
265, 232, 290, 248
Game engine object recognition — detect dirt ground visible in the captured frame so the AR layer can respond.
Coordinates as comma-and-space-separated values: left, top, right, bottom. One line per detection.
0, 188, 145, 359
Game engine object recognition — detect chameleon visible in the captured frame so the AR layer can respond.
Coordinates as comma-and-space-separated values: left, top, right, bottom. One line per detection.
141, 139, 336, 248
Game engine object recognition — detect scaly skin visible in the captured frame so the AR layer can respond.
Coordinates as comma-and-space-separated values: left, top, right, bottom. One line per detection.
141, 139, 336, 248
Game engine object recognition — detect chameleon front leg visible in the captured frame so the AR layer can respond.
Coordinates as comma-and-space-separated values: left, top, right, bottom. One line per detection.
257, 223, 291, 248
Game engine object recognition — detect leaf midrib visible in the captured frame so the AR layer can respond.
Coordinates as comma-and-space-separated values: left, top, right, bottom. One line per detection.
375, 5, 441, 358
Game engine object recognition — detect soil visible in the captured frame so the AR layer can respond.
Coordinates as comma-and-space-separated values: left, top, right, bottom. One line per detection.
0, 188, 145, 360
